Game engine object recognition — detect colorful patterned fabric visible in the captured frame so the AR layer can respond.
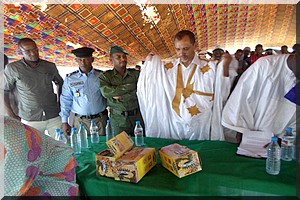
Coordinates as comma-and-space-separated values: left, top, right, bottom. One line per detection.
2, 116, 79, 196
4, 4, 296, 69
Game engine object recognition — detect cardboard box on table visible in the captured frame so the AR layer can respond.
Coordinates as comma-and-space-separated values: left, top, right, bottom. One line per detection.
96, 131, 157, 183
159, 143, 202, 178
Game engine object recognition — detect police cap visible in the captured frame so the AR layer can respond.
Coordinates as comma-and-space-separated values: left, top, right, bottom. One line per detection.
72, 47, 95, 58
109, 46, 128, 55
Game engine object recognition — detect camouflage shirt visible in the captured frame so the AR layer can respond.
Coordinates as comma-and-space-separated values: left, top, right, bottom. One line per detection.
99, 68, 139, 111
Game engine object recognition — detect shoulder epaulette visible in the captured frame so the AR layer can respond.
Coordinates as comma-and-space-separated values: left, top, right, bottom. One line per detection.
66, 70, 79, 77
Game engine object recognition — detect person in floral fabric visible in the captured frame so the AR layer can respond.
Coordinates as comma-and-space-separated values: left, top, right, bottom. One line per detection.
1, 116, 79, 197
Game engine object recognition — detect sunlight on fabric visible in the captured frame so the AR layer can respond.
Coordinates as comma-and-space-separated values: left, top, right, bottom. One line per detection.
135, 0, 160, 28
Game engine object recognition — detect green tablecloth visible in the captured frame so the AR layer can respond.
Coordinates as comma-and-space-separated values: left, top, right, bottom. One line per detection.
75, 137, 296, 196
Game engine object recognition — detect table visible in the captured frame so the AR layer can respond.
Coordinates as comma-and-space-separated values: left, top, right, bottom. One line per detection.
75, 137, 296, 196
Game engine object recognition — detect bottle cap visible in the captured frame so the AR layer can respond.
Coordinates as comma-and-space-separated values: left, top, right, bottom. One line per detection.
60, 131, 64, 135
80, 123, 84, 126
136, 121, 140, 124
271, 136, 278, 142
72, 127, 77, 131
91, 119, 95, 123
285, 127, 292, 132
55, 128, 60, 132
107, 119, 111, 123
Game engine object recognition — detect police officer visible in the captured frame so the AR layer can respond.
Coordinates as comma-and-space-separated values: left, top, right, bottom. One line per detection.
99, 46, 144, 136
60, 47, 108, 136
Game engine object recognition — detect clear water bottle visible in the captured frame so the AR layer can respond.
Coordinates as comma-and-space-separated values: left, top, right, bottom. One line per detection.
105, 120, 114, 142
134, 121, 144, 147
58, 131, 67, 144
90, 119, 100, 144
79, 123, 88, 149
70, 127, 81, 154
266, 136, 281, 175
292, 137, 296, 161
281, 127, 295, 161
55, 128, 61, 141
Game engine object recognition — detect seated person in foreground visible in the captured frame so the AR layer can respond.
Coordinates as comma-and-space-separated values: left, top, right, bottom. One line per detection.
1, 116, 79, 196
221, 44, 300, 142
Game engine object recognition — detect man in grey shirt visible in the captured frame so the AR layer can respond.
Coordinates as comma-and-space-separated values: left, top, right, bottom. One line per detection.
2, 38, 63, 138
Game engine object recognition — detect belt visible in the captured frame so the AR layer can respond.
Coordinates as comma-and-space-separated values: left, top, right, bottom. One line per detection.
75, 109, 108, 119
120, 108, 139, 117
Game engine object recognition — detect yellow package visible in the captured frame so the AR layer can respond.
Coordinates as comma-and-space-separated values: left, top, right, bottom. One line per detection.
114, 147, 157, 183
96, 149, 116, 178
106, 131, 134, 159
159, 143, 202, 178
96, 147, 157, 183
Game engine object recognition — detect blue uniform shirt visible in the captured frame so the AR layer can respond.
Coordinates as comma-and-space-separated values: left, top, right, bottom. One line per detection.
60, 68, 107, 123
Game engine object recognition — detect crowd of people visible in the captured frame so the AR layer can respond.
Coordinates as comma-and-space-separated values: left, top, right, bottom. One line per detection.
1, 30, 298, 196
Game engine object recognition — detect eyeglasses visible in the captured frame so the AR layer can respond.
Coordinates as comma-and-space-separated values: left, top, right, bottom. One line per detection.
20, 48, 39, 54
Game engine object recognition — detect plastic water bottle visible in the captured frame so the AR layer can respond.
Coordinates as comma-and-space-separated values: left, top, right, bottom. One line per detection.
266, 136, 281, 175
134, 121, 144, 146
292, 137, 296, 161
58, 131, 67, 144
90, 119, 100, 144
105, 120, 114, 142
281, 127, 295, 161
79, 123, 88, 149
70, 127, 81, 154
55, 128, 61, 141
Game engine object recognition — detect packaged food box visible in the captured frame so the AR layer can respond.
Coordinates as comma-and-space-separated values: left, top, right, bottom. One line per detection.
96, 131, 157, 183
159, 143, 202, 178
106, 131, 134, 159
113, 147, 156, 183
96, 149, 116, 178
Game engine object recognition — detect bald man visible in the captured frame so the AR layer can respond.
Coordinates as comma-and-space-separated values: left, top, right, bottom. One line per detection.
2, 38, 63, 138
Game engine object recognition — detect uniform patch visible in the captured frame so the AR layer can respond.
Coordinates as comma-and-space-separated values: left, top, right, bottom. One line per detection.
70, 81, 84, 87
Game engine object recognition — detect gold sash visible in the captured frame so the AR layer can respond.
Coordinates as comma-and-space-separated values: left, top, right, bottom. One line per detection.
172, 63, 214, 117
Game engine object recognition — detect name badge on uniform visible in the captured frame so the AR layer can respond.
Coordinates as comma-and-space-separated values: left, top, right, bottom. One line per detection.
70, 81, 84, 87
75, 90, 80, 97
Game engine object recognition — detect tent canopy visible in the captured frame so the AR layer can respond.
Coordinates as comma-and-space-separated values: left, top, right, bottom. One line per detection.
4, 4, 296, 69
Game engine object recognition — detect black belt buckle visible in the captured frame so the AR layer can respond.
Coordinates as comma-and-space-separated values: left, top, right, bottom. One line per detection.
121, 109, 137, 116
76, 113, 100, 119
89, 114, 100, 119
121, 111, 128, 117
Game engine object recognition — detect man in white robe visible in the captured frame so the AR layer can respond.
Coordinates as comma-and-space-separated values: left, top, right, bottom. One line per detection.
211, 51, 240, 140
221, 49, 299, 141
137, 30, 231, 140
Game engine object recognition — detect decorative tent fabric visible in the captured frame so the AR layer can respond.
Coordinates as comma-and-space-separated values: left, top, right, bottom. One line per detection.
4, 4, 296, 69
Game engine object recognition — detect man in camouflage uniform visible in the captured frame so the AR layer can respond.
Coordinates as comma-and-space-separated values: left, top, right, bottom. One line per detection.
99, 46, 144, 136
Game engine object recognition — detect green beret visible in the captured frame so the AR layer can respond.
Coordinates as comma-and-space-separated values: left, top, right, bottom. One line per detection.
109, 46, 128, 55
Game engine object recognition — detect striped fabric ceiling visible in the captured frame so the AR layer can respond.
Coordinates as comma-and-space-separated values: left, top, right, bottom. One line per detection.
4, 4, 296, 69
